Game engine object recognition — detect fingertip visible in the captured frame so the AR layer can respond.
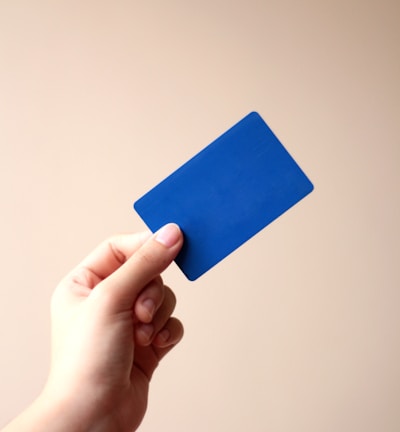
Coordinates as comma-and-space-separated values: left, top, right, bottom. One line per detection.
153, 318, 184, 349
97, 226, 182, 313
154, 223, 183, 249
135, 276, 164, 322
139, 298, 156, 323
153, 329, 171, 347
135, 323, 154, 346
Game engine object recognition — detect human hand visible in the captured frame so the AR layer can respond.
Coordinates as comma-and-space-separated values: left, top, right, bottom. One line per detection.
37, 224, 184, 432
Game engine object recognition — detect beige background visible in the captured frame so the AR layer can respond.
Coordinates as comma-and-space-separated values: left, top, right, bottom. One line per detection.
0, 1, 399, 431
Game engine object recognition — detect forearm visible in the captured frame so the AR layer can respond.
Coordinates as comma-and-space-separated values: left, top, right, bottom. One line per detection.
1, 394, 113, 432
2, 395, 78, 432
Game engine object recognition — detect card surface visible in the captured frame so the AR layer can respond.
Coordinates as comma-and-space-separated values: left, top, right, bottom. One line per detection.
134, 112, 314, 281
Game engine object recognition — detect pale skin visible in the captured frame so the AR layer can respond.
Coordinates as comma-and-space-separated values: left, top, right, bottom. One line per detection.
1, 223, 184, 432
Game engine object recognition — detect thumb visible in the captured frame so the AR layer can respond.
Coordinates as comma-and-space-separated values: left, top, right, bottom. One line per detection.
95, 223, 183, 312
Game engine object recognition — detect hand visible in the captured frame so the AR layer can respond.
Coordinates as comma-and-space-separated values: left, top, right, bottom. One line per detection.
21, 224, 184, 432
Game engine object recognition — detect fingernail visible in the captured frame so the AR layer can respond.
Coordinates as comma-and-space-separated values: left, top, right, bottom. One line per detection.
138, 323, 154, 341
155, 223, 181, 248
157, 329, 170, 344
142, 298, 156, 320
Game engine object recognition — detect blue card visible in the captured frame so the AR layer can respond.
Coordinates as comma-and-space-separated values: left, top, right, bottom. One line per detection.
134, 112, 314, 281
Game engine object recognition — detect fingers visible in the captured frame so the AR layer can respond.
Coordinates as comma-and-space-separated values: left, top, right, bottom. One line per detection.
96, 224, 183, 312
153, 317, 184, 351
134, 276, 165, 324
132, 316, 184, 380
134, 277, 184, 354
135, 285, 177, 346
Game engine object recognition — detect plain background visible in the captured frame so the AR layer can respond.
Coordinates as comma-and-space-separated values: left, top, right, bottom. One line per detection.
0, 1, 399, 431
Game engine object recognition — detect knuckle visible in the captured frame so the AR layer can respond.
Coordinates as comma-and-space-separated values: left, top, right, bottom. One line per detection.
136, 247, 158, 267
164, 285, 177, 308
140, 277, 164, 302
134, 245, 170, 277
148, 275, 163, 290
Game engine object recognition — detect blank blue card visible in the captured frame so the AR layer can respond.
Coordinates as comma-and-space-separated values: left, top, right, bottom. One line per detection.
134, 112, 314, 281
